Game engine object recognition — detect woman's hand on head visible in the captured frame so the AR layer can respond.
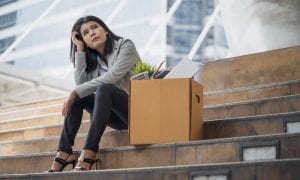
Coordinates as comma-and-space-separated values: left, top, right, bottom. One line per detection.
62, 89, 78, 117
72, 32, 84, 52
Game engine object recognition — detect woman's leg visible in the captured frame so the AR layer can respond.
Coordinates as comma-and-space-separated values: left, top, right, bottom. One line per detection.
84, 84, 128, 152
107, 111, 128, 130
75, 84, 128, 170
50, 94, 94, 172
58, 95, 94, 154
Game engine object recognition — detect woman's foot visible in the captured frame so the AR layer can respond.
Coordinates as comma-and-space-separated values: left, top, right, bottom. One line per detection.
73, 149, 99, 171
48, 151, 77, 172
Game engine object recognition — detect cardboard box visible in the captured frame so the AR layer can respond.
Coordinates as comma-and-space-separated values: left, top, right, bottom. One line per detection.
129, 78, 203, 145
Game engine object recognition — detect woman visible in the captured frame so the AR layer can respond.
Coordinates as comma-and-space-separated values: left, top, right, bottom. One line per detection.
48, 15, 140, 172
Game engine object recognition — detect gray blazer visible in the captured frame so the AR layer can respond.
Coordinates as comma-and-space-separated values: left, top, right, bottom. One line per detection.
74, 38, 140, 98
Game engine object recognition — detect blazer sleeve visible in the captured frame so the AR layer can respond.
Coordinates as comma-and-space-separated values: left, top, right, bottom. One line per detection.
73, 52, 89, 85
75, 39, 140, 98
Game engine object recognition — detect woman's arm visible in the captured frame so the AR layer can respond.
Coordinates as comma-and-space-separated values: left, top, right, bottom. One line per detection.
72, 31, 89, 85
74, 52, 89, 85
76, 39, 140, 98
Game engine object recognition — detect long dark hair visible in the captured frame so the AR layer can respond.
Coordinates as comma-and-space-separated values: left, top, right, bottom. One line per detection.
70, 15, 121, 73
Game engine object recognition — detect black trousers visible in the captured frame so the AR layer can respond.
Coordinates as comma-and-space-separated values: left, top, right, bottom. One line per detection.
58, 84, 128, 154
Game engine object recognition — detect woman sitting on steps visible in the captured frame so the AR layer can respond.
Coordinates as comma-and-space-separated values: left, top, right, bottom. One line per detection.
48, 15, 140, 172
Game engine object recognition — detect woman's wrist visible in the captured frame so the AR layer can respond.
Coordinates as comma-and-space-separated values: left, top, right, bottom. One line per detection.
77, 47, 84, 52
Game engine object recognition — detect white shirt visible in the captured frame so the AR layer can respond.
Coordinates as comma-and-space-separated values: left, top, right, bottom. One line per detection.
97, 56, 108, 76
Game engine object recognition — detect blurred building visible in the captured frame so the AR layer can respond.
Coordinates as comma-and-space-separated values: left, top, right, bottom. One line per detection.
166, 0, 228, 67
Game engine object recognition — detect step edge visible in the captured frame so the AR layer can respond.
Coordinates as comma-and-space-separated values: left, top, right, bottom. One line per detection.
1, 132, 299, 159
0, 130, 126, 145
204, 79, 300, 95
205, 94, 300, 109
204, 111, 300, 123
0, 96, 66, 110
0, 119, 90, 134
1, 158, 300, 178
102, 132, 300, 152
0, 112, 61, 124
0, 103, 62, 116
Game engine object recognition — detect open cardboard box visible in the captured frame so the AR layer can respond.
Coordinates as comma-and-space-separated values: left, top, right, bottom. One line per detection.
129, 78, 203, 145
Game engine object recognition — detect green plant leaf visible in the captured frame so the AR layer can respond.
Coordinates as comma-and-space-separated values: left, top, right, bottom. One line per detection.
134, 61, 156, 77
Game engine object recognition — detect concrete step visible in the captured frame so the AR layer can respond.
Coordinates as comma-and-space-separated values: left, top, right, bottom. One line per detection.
0, 130, 128, 156
204, 111, 300, 139
202, 46, 300, 92
1, 159, 299, 180
0, 113, 63, 131
1, 92, 299, 133
0, 112, 89, 131
0, 120, 91, 142
204, 79, 300, 106
1, 80, 299, 122
0, 93, 298, 142
0, 104, 61, 122
0, 79, 298, 127
0, 133, 299, 174
1, 111, 300, 156
205, 94, 300, 120
0, 97, 64, 114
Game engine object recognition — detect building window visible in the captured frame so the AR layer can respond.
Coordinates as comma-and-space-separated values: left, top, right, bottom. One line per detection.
0, 12, 17, 30
174, 1, 203, 25
0, 0, 17, 7
0, 36, 15, 54
173, 29, 201, 53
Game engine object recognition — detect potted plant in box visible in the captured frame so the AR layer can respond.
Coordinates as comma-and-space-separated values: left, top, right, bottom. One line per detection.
131, 61, 156, 80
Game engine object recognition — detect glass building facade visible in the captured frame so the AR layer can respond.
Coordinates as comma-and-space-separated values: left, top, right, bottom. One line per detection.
0, 0, 17, 55
166, 0, 228, 67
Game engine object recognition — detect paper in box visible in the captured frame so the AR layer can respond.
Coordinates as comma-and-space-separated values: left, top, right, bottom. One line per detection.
129, 78, 203, 145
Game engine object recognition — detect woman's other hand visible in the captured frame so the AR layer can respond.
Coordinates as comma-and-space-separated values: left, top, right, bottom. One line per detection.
72, 32, 84, 52
62, 89, 78, 117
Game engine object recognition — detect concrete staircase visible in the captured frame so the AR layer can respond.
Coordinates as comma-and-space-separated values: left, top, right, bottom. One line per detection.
0, 46, 300, 179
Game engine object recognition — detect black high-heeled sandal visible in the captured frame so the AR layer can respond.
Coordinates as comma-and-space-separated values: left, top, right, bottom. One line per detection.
48, 157, 76, 172
73, 158, 99, 171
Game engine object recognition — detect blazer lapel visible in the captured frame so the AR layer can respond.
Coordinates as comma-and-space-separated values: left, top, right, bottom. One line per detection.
107, 38, 123, 68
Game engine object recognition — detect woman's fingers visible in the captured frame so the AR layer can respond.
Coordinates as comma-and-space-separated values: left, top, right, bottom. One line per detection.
72, 32, 79, 42
62, 90, 78, 117
71, 32, 84, 51
71, 32, 81, 43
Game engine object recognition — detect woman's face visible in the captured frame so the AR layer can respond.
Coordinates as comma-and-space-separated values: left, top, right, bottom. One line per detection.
80, 21, 108, 50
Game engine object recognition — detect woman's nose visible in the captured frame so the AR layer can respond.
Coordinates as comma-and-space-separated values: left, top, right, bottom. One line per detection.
89, 30, 95, 37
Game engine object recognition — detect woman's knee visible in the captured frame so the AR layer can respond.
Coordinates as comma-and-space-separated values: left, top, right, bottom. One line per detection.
72, 94, 83, 107
96, 84, 114, 95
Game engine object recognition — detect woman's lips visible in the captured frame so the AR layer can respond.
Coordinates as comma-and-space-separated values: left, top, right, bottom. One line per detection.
92, 37, 99, 42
